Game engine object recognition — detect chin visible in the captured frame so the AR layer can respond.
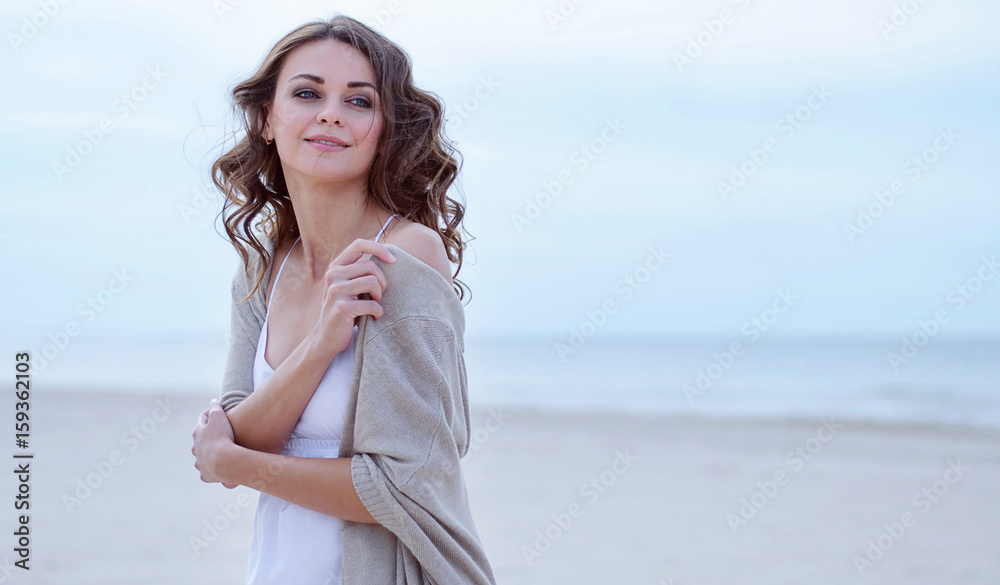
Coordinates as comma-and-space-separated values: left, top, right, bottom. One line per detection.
292, 162, 366, 181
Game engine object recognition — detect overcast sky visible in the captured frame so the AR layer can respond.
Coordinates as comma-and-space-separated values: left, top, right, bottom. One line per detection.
2, 0, 998, 345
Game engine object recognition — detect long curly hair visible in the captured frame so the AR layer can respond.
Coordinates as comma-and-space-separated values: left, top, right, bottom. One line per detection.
212, 14, 469, 303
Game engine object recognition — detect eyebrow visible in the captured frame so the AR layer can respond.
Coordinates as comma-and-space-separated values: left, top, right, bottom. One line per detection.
287, 73, 376, 91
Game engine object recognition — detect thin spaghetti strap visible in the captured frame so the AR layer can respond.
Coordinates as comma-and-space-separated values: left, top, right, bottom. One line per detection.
267, 236, 300, 312
374, 214, 398, 244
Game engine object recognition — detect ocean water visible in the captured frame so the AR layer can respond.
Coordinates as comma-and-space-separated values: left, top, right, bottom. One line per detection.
11, 336, 999, 431
464, 337, 1000, 430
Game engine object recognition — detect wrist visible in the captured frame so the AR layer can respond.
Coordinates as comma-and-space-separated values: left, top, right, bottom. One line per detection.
303, 328, 336, 365
215, 441, 247, 486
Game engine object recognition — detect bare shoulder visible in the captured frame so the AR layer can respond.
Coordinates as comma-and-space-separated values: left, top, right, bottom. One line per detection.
384, 219, 453, 283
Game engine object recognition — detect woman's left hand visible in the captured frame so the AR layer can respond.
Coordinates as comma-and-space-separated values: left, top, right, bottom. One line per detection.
192, 399, 239, 488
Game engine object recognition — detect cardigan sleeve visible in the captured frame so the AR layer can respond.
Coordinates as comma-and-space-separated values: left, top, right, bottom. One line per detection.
219, 264, 258, 413
350, 315, 496, 585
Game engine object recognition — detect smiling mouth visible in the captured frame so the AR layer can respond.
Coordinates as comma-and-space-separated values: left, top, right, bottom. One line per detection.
306, 139, 349, 147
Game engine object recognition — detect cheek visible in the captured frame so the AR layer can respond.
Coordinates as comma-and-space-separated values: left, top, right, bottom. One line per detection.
270, 103, 298, 132
276, 95, 319, 121
357, 117, 384, 151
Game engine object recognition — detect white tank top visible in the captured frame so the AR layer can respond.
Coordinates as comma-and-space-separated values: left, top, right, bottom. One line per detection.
247, 214, 398, 585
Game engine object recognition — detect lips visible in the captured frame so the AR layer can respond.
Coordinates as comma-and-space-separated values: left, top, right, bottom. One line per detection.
305, 135, 350, 147
307, 139, 348, 147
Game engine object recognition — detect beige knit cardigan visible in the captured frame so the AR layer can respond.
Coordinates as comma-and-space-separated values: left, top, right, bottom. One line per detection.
219, 235, 496, 584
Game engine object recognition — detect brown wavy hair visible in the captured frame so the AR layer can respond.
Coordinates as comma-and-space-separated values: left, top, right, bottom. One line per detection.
212, 14, 470, 304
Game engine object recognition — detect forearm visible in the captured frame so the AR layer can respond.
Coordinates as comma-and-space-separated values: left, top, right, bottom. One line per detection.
219, 443, 378, 524
225, 334, 336, 454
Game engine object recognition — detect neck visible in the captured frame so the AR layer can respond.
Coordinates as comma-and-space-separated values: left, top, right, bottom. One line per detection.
284, 175, 390, 282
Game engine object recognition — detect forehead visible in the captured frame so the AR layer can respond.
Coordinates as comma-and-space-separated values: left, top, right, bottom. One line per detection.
280, 39, 375, 85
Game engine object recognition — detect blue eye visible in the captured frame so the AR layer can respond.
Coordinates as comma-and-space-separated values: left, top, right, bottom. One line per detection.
349, 97, 373, 108
294, 89, 318, 99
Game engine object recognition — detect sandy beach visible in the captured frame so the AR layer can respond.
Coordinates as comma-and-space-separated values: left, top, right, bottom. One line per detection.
9, 390, 999, 584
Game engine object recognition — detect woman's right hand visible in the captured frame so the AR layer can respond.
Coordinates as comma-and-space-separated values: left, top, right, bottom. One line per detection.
309, 238, 396, 355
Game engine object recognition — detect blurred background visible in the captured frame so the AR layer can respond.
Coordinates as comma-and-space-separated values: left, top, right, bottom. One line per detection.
1, 0, 998, 583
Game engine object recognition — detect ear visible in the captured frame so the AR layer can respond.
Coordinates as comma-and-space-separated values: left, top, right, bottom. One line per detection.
258, 105, 271, 140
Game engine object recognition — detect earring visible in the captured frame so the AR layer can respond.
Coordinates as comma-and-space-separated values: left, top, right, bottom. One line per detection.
265, 137, 273, 145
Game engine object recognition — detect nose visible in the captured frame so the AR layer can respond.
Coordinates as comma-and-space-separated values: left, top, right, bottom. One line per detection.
317, 101, 343, 127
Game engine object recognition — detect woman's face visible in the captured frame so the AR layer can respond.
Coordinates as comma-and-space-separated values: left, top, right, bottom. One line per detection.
264, 39, 383, 188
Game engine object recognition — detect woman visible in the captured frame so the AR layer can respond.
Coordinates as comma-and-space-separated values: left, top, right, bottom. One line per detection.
191, 14, 496, 585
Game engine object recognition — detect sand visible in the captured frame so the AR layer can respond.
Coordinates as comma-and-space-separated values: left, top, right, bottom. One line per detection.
6, 390, 998, 584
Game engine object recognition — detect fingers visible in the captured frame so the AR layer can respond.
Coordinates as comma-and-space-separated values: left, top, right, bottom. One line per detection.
191, 398, 222, 424
327, 273, 386, 303
323, 246, 392, 320
193, 398, 222, 437
358, 299, 385, 321
327, 260, 388, 295
332, 238, 396, 268
193, 401, 231, 486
